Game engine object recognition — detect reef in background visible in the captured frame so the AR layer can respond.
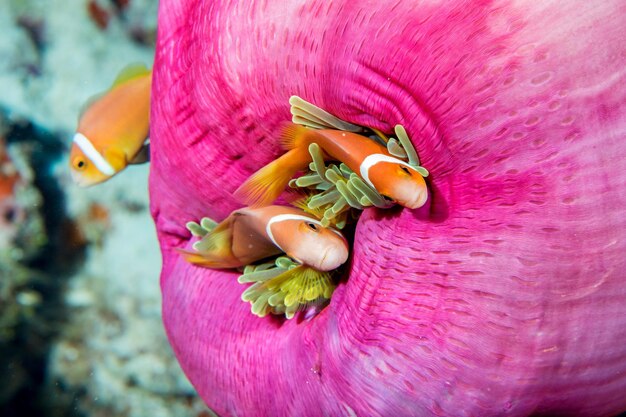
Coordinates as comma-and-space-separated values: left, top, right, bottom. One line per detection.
0, 115, 49, 412
0, 1, 206, 416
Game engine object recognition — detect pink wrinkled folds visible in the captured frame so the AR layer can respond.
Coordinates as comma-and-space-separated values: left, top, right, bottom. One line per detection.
149, 1, 626, 416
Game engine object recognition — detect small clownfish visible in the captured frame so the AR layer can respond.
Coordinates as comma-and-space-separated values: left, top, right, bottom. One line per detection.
69, 64, 152, 187
178, 205, 349, 272
235, 123, 428, 209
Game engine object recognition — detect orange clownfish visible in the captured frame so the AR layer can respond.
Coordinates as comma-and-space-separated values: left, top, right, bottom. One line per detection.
179, 205, 349, 272
70, 64, 152, 187
235, 123, 428, 209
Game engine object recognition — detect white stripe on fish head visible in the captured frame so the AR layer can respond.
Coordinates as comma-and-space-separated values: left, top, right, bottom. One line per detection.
265, 214, 343, 258
359, 153, 420, 190
72, 132, 116, 177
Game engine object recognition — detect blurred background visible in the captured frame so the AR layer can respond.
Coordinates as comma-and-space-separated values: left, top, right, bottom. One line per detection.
0, 1, 208, 416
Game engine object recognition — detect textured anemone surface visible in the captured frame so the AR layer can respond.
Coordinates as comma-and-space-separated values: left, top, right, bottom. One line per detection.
149, 1, 626, 416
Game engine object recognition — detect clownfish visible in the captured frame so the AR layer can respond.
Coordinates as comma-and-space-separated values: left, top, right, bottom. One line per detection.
235, 123, 428, 209
69, 64, 152, 187
178, 205, 349, 272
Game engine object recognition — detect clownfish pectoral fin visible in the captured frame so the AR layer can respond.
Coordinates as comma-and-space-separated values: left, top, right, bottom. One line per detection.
111, 63, 151, 89
129, 142, 150, 165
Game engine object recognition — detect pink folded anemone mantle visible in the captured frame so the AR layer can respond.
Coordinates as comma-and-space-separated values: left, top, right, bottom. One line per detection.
149, 1, 626, 416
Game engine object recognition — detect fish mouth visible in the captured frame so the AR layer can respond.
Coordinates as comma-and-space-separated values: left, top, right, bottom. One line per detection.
286, 252, 304, 265
316, 246, 348, 271
70, 170, 90, 187
70, 170, 106, 187
403, 189, 429, 209
316, 249, 334, 271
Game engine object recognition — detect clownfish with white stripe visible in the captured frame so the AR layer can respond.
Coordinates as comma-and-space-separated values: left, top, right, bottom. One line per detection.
69, 64, 152, 187
235, 123, 429, 209
178, 205, 349, 272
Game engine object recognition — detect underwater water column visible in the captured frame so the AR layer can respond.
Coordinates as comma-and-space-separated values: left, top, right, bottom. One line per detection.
149, 1, 626, 416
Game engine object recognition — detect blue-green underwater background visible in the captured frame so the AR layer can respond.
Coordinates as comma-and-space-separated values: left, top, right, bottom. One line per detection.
0, 1, 208, 416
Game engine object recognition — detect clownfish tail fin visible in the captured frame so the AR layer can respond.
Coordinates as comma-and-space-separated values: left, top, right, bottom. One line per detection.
176, 248, 239, 269
234, 150, 311, 208
177, 216, 239, 269
278, 123, 316, 150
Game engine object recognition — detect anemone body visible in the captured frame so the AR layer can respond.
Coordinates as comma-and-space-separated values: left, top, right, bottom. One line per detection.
150, 1, 626, 416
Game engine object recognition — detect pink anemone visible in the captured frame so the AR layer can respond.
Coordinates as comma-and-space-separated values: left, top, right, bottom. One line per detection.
149, 1, 626, 416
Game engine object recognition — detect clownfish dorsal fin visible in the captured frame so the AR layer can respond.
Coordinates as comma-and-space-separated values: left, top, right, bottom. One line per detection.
76, 63, 150, 120
78, 91, 106, 119
111, 63, 151, 89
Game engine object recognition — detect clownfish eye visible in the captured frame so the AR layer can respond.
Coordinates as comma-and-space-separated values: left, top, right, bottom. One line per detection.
306, 222, 319, 231
74, 158, 87, 170
400, 166, 412, 175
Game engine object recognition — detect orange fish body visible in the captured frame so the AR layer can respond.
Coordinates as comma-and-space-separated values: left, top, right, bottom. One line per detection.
235, 124, 428, 209
179, 205, 349, 272
70, 65, 152, 186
